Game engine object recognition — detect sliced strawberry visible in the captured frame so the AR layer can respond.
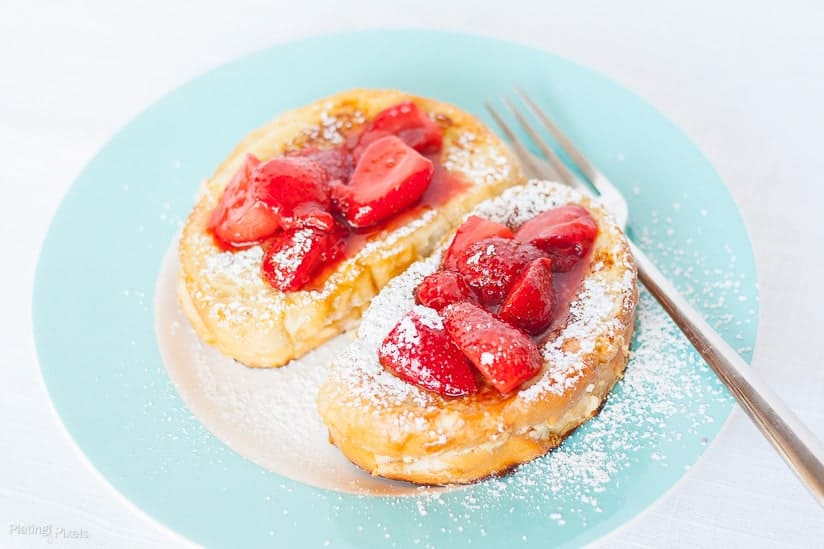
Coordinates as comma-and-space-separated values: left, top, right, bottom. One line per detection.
288, 146, 353, 184
443, 302, 543, 393
499, 258, 557, 334
208, 154, 282, 248
455, 237, 545, 308
357, 101, 443, 155
442, 216, 514, 271
252, 156, 335, 231
351, 129, 392, 162
415, 271, 477, 311
260, 226, 345, 291
515, 205, 598, 272
332, 135, 434, 228
378, 308, 478, 397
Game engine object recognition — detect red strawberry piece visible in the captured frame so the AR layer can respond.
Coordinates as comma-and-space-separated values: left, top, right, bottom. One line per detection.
357, 101, 443, 155
252, 156, 335, 231
378, 308, 478, 397
332, 135, 434, 228
288, 146, 353, 184
442, 216, 514, 271
260, 226, 345, 291
443, 302, 543, 393
499, 258, 557, 334
515, 205, 598, 272
351, 129, 392, 162
455, 237, 545, 308
415, 271, 477, 311
208, 154, 283, 248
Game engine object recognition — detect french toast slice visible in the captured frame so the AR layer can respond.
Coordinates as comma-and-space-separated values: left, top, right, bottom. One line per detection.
178, 89, 524, 368
316, 181, 639, 485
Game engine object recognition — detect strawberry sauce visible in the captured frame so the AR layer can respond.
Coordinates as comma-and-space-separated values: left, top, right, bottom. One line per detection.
540, 248, 593, 341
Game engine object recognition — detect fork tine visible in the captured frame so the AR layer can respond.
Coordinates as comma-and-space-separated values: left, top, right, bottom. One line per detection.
499, 95, 585, 192
485, 102, 553, 180
514, 87, 629, 226
515, 87, 603, 185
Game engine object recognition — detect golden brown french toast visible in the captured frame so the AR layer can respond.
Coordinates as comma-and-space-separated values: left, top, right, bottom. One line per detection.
178, 89, 524, 368
317, 181, 638, 485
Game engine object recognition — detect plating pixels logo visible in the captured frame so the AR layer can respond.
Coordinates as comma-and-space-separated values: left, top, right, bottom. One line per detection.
8, 523, 90, 543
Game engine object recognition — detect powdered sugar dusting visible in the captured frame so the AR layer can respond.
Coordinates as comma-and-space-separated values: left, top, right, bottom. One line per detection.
299, 109, 366, 146
394, 314, 421, 347
472, 180, 582, 226
414, 305, 444, 330
262, 227, 315, 285
522, 268, 635, 400
444, 131, 513, 188
198, 241, 279, 327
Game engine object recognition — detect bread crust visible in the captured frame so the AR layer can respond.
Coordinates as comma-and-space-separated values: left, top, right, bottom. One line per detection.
317, 181, 639, 485
177, 89, 524, 367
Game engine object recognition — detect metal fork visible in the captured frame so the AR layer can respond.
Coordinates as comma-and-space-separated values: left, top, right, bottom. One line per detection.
487, 88, 824, 506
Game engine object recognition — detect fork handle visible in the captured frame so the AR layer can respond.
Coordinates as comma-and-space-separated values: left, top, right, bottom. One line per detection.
630, 241, 824, 506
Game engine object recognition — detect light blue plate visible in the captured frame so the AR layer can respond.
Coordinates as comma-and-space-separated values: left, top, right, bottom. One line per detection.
33, 30, 758, 548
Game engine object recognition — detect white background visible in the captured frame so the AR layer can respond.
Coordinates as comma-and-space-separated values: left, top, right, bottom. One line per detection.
2, 0, 824, 547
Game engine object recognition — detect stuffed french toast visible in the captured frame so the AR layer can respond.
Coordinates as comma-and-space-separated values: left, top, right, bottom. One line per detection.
317, 181, 638, 485
177, 89, 524, 367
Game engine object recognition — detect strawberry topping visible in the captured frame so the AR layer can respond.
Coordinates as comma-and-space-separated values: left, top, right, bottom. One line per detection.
260, 226, 345, 291
252, 156, 335, 231
499, 258, 557, 335
443, 302, 543, 393
288, 146, 353, 184
356, 101, 443, 156
332, 135, 434, 228
207, 154, 282, 248
207, 154, 338, 249
442, 215, 514, 271
515, 205, 598, 272
378, 208, 597, 396
415, 271, 477, 311
379, 309, 478, 397
455, 237, 545, 307
205, 101, 462, 292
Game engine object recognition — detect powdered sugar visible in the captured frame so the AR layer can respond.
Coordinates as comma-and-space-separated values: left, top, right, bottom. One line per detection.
262, 227, 315, 285
522, 268, 636, 400
395, 314, 422, 347
443, 131, 513, 188
203, 242, 265, 285
300, 109, 365, 146
414, 305, 444, 330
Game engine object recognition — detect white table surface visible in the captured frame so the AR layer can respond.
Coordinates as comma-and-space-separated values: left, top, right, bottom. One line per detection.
2, 0, 823, 547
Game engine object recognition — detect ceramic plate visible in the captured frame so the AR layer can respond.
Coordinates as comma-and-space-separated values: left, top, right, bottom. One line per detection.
33, 29, 758, 548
